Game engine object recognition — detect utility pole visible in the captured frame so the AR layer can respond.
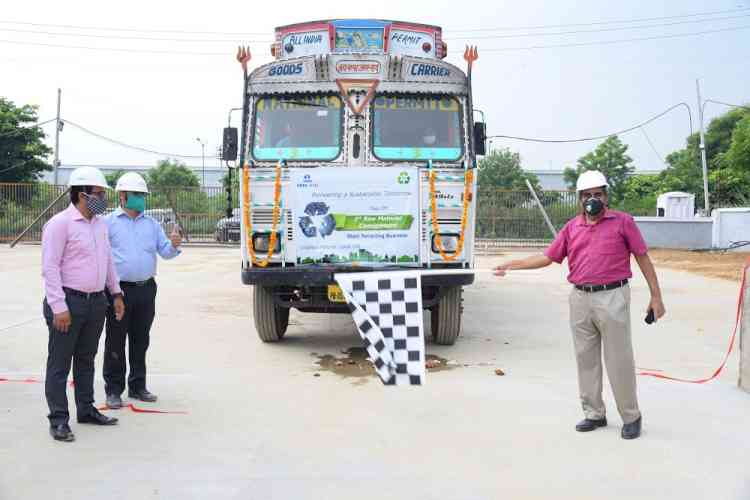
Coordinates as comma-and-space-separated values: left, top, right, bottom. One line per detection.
696, 79, 710, 215
53, 88, 61, 185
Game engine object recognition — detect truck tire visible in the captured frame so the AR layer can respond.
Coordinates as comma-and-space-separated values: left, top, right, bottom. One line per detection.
431, 286, 462, 345
253, 285, 289, 342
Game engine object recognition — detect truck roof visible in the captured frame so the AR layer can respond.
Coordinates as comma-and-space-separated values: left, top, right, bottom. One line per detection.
271, 19, 447, 60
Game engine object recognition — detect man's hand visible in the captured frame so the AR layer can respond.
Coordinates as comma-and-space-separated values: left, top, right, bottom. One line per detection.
493, 263, 512, 277
648, 296, 666, 320
170, 224, 182, 248
113, 295, 125, 321
53, 311, 71, 333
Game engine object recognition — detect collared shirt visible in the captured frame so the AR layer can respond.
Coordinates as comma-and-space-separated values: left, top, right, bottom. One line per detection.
105, 208, 181, 282
42, 204, 122, 314
544, 209, 648, 286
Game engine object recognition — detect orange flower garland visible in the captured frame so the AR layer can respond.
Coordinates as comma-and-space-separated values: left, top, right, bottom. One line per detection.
429, 168, 474, 262
242, 163, 282, 268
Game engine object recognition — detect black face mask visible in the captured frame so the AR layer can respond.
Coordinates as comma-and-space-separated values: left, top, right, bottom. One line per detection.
584, 198, 604, 217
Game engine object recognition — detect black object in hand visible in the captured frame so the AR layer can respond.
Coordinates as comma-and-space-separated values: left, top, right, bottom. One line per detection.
645, 309, 655, 325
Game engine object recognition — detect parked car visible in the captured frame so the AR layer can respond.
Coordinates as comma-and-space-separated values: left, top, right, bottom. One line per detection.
216, 208, 241, 242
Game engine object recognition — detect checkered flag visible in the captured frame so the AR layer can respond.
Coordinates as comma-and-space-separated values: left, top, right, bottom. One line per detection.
335, 271, 426, 385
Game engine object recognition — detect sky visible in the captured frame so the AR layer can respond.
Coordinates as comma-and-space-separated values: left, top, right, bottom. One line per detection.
3, 0, 749, 174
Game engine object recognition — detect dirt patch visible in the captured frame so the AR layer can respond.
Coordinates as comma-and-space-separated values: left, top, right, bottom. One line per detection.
648, 249, 749, 282
313, 347, 457, 382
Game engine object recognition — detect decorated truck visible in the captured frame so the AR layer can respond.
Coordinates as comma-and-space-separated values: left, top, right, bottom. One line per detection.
232, 19, 485, 344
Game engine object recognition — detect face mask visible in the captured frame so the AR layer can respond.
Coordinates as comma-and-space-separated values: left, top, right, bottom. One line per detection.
125, 193, 146, 212
584, 198, 604, 217
423, 135, 436, 146
82, 193, 108, 216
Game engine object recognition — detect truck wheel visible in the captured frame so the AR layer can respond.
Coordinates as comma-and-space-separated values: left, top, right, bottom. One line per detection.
253, 285, 289, 342
431, 286, 463, 345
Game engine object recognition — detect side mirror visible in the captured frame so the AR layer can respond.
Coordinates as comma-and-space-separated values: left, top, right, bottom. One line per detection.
222, 127, 238, 161
473, 122, 487, 156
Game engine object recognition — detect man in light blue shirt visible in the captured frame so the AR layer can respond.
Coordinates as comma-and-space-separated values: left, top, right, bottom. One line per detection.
103, 172, 182, 409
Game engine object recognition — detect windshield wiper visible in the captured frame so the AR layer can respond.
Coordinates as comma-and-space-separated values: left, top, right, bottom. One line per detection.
277, 99, 326, 108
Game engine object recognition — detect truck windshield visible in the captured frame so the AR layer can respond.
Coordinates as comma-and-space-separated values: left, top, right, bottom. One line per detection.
252, 94, 343, 161
372, 95, 463, 161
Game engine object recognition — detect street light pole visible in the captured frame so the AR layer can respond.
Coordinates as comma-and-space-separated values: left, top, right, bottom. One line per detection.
696, 79, 710, 215
195, 137, 205, 187
53, 88, 61, 185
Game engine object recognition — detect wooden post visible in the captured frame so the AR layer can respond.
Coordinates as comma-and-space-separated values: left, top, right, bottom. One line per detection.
740, 265, 750, 393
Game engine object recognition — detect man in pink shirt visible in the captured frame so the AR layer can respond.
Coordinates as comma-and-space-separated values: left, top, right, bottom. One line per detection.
41, 167, 125, 442
494, 170, 665, 440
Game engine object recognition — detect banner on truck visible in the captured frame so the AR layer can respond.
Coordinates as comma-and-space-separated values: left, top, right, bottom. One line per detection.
291, 167, 420, 265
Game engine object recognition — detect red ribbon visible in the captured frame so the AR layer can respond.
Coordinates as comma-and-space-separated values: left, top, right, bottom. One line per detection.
638, 259, 749, 384
98, 403, 187, 415
0, 378, 75, 386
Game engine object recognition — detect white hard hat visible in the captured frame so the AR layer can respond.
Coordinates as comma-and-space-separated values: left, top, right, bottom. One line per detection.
115, 172, 149, 193
68, 166, 109, 188
576, 170, 609, 192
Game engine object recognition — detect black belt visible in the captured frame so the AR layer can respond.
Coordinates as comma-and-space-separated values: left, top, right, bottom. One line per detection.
120, 278, 154, 287
63, 287, 105, 299
574, 279, 628, 293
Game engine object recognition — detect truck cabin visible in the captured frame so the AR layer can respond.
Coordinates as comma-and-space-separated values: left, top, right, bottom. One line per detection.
243, 19, 482, 169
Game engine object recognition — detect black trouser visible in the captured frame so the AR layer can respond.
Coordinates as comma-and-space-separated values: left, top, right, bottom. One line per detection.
103, 279, 157, 396
43, 291, 108, 426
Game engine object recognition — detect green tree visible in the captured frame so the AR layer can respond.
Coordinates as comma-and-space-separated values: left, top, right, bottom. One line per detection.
146, 159, 200, 189
563, 135, 634, 203
105, 169, 126, 188
714, 114, 750, 205
659, 106, 750, 208
0, 97, 53, 183
477, 148, 540, 191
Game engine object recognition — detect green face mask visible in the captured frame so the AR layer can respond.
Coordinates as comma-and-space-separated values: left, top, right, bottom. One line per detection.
125, 193, 146, 212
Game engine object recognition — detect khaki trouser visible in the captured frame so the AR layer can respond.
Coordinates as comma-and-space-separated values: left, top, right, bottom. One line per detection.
569, 284, 641, 424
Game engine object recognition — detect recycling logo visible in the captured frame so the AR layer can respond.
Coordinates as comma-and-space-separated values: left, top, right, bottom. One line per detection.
397, 172, 411, 184
298, 202, 336, 238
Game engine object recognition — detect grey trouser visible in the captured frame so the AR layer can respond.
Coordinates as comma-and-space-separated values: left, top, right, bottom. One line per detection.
569, 284, 641, 424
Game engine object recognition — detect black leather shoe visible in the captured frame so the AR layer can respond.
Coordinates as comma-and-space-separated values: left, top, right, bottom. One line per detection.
575, 417, 608, 432
621, 417, 642, 440
78, 408, 118, 426
50, 424, 75, 442
128, 389, 157, 402
106, 393, 122, 409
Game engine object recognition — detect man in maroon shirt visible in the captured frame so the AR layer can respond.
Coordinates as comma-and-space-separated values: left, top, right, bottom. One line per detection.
494, 170, 665, 440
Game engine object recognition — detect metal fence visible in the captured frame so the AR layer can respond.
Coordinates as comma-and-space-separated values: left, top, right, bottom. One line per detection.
1, 183, 577, 246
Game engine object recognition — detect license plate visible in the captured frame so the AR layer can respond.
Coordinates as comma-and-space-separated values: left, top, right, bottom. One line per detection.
327, 284, 346, 303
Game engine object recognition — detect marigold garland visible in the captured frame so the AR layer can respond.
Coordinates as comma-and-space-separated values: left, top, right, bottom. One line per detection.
242, 163, 282, 267
429, 169, 474, 262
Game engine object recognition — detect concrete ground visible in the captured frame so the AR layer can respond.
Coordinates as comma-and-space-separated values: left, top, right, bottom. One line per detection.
1, 245, 748, 500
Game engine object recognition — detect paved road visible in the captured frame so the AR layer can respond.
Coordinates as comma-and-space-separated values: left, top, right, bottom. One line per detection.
1, 246, 748, 500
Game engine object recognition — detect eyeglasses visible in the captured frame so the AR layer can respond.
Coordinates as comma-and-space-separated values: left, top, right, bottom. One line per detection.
581, 191, 606, 200
84, 191, 107, 200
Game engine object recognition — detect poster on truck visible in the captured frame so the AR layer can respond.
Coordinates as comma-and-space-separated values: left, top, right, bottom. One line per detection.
291, 167, 420, 265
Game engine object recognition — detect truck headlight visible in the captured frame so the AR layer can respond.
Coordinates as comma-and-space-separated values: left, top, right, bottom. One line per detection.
252, 232, 281, 253
431, 233, 460, 254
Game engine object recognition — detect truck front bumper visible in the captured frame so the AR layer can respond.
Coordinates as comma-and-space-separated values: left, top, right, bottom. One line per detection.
241, 265, 475, 287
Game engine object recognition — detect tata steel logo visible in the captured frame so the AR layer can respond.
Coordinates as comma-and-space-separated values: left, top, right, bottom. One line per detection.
268, 62, 304, 77
296, 173, 318, 188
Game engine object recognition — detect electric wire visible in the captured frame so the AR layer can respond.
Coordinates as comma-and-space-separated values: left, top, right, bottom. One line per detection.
0, 19, 270, 36
445, 13, 750, 41
487, 103, 693, 143
445, 6, 750, 32
481, 25, 750, 52
63, 119, 209, 159
0, 27, 271, 44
